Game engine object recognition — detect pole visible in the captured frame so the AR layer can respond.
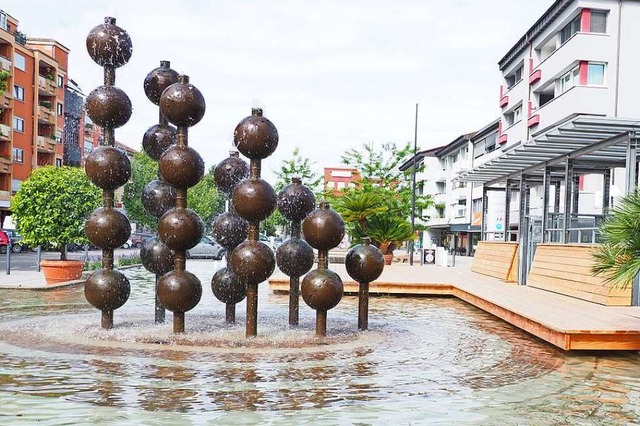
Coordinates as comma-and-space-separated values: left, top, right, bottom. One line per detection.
410, 103, 418, 266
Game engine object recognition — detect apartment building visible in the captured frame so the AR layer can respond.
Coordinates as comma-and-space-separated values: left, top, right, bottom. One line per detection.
323, 167, 360, 195
0, 10, 68, 223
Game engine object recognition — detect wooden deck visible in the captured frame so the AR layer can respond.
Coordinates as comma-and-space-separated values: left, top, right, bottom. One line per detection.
268, 260, 640, 351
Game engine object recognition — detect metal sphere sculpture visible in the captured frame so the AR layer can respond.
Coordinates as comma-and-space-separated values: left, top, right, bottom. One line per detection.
301, 201, 345, 336
345, 236, 385, 330
156, 74, 206, 333
140, 60, 179, 324
229, 108, 278, 337
275, 177, 316, 326
83, 17, 133, 330
211, 151, 249, 324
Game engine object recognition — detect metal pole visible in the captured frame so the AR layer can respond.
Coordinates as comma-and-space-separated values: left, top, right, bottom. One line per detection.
504, 179, 511, 242
358, 281, 369, 331
481, 185, 488, 240
37, 245, 42, 272
563, 159, 573, 243
541, 166, 550, 243
5, 240, 10, 275
410, 103, 418, 266
517, 174, 528, 286
625, 134, 637, 194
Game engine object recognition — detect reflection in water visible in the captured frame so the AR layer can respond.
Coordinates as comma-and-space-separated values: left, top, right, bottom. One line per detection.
0, 264, 639, 424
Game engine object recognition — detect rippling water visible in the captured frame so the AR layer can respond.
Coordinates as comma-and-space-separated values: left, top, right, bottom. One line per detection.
1, 262, 640, 425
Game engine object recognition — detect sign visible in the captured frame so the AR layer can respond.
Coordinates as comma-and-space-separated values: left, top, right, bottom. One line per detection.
423, 249, 436, 264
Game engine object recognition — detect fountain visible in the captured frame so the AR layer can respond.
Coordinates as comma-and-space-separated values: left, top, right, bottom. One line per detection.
1, 15, 640, 425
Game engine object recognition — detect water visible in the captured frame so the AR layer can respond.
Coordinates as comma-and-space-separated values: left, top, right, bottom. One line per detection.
1, 262, 640, 425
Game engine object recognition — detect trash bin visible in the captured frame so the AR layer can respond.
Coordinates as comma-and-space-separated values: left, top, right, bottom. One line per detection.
422, 249, 436, 265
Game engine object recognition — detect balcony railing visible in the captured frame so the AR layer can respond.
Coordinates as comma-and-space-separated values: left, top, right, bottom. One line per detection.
0, 190, 11, 201
37, 106, 56, 125
0, 56, 11, 71
0, 91, 12, 109
0, 157, 11, 174
0, 123, 10, 140
37, 136, 56, 153
38, 76, 57, 95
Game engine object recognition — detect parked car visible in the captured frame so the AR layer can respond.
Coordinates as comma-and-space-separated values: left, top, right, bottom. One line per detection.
0, 230, 9, 253
121, 239, 133, 249
2, 229, 27, 253
186, 236, 226, 260
130, 232, 155, 248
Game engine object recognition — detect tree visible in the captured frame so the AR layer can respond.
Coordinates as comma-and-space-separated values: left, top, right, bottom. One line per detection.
122, 151, 225, 232
122, 151, 157, 231
592, 190, 640, 288
267, 147, 323, 237
331, 141, 432, 247
12, 166, 101, 260
189, 168, 225, 231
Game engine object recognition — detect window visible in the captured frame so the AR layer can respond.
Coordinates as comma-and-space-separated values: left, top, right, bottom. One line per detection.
55, 131, 62, 143
57, 102, 63, 116
57, 75, 64, 88
84, 141, 93, 154
559, 66, 579, 94
560, 15, 581, 44
505, 65, 523, 89
505, 105, 522, 126
12, 116, 24, 132
0, 11, 6, 31
12, 148, 23, 163
56, 158, 62, 167
13, 85, 24, 101
590, 11, 607, 33
588, 63, 605, 85
14, 53, 26, 71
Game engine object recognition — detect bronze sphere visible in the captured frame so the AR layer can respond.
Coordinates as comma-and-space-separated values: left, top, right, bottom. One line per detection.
345, 237, 385, 283
140, 237, 175, 275
301, 269, 344, 311
231, 178, 276, 222
142, 123, 176, 161
143, 60, 179, 105
277, 178, 316, 222
233, 108, 278, 159
158, 270, 202, 313
276, 238, 315, 277
86, 17, 132, 68
158, 145, 205, 189
211, 267, 246, 305
211, 212, 248, 250
213, 154, 249, 195
159, 75, 206, 127
86, 85, 132, 128
85, 208, 131, 250
85, 146, 131, 190
302, 202, 345, 250
84, 268, 131, 311
229, 240, 276, 286
158, 208, 204, 251
141, 179, 177, 219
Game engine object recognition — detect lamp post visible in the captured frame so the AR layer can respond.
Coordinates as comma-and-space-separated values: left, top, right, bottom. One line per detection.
409, 103, 418, 266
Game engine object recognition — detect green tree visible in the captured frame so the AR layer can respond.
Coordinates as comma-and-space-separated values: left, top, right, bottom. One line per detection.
12, 166, 101, 260
189, 168, 225, 231
331, 141, 431, 247
122, 151, 157, 231
267, 147, 323, 237
122, 152, 224, 232
592, 190, 640, 288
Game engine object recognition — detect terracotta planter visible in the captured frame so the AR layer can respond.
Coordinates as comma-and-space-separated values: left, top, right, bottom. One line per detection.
40, 260, 84, 285
383, 254, 393, 265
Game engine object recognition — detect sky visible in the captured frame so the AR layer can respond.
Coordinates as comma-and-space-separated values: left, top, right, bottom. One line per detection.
9, 0, 552, 182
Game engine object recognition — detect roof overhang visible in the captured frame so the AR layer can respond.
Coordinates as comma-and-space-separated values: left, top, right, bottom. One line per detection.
456, 115, 640, 186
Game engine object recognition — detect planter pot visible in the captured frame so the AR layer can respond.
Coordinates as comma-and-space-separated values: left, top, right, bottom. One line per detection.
383, 254, 393, 265
40, 260, 84, 285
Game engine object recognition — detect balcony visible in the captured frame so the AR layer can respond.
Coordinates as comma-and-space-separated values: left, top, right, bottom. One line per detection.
0, 56, 10, 71
500, 79, 527, 112
0, 124, 10, 141
38, 76, 57, 96
0, 91, 12, 109
532, 33, 613, 89
0, 190, 10, 202
37, 136, 56, 153
0, 157, 11, 174
38, 106, 56, 125
532, 86, 611, 132
500, 118, 526, 147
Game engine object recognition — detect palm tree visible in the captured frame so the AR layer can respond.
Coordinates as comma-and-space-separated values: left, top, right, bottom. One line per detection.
366, 215, 415, 255
591, 189, 640, 288
332, 191, 387, 233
